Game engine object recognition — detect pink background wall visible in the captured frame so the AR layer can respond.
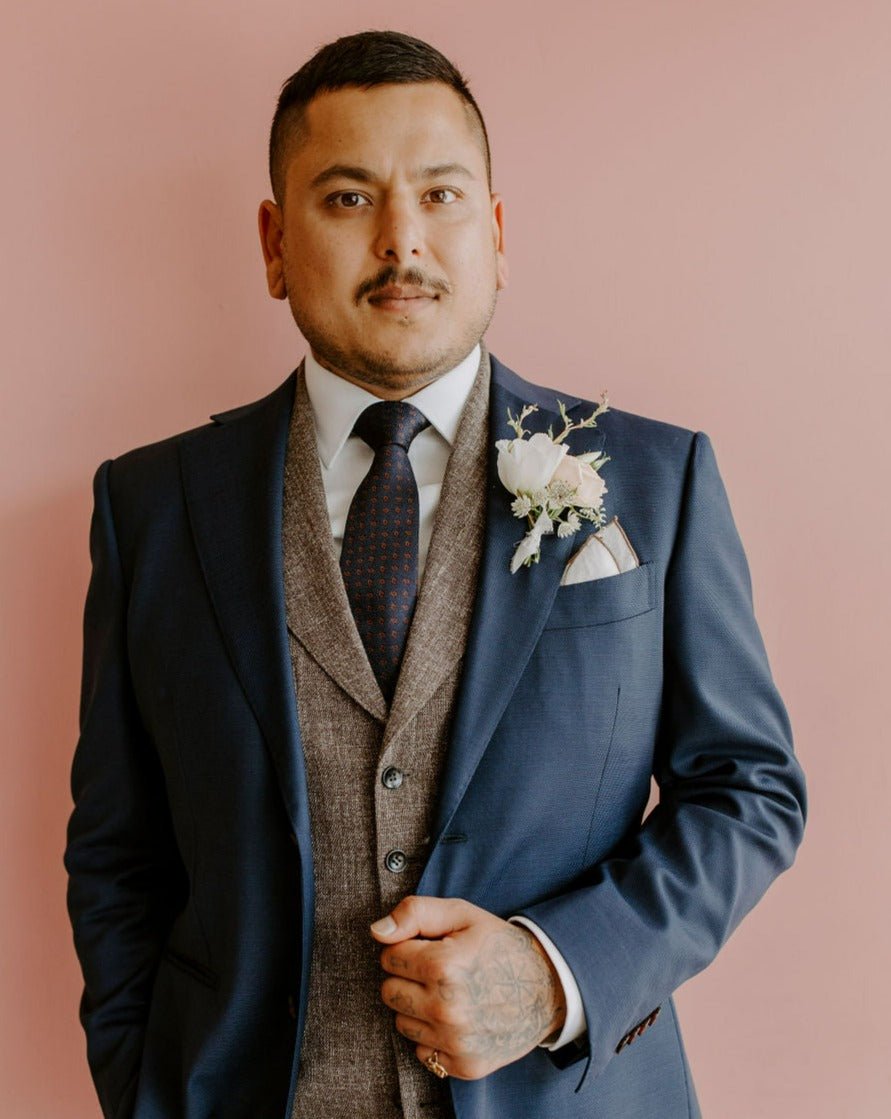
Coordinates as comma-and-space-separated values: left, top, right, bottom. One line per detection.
3, 2, 888, 1115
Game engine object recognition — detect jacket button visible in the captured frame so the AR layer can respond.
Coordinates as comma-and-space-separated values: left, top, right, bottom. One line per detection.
381, 766, 404, 789
385, 849, 408, 873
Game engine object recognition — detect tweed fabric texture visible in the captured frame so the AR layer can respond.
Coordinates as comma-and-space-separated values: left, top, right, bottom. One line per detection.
282, 344, 491, 1119
340, 400, 430, 703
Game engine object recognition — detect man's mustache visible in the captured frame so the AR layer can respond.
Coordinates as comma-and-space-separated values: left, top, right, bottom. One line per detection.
358, 268, 451, 303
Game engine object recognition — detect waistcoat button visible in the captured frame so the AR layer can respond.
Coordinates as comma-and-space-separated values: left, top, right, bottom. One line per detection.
381, 766, 404, 789
385, 849, 408, 873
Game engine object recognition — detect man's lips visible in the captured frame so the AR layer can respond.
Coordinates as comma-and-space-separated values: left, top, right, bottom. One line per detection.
368, 288, 439, 312
369, 290, 438, 313
369, 285, 437, 301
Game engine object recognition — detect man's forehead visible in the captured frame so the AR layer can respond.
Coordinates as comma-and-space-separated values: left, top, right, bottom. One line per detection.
281, 82, 489, 195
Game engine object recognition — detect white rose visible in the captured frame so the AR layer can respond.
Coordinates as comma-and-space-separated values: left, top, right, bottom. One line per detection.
496, 432, 568, 495
551, 454, 607, 508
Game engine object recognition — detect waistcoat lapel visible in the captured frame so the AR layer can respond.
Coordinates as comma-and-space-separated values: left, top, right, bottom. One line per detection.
381, 343, 491, 751
282, 360, 388, 723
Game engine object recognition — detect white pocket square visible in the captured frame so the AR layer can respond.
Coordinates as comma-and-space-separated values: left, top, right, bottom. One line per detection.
560, 517, 640, 586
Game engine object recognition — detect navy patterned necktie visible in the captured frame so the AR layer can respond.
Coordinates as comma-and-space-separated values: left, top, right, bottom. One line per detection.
339, 400, 431, 703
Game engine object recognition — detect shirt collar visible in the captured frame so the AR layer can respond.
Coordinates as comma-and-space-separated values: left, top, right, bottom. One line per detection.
303, 343, 482, 469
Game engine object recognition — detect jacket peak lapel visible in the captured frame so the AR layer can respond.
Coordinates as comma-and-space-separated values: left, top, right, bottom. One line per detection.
424, 354, 605, 848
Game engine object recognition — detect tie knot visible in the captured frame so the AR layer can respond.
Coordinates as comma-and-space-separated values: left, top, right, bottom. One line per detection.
353, 400, 430, 453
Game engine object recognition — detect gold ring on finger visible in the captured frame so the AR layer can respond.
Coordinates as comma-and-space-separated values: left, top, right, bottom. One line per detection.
424, 1050, 448, 1079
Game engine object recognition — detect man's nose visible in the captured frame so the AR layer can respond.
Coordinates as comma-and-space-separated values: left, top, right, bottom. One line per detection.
372, 194, 425, 262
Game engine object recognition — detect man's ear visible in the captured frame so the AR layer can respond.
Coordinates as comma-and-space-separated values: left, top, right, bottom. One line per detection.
258, 200, 286, 300
491, 192, 509, 291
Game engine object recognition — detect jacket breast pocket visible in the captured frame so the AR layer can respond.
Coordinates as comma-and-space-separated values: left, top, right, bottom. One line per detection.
544, 561, 657, 630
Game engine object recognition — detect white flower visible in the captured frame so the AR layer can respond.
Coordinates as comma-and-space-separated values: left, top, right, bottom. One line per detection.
548, 479, 574, 501
557, 511, 582, 537
496, 395, 611, 573
551, 454, 608, 509
496, 432, 569, 496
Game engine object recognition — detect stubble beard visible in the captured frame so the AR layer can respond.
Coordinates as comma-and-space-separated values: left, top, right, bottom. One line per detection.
282, 266, 498, 395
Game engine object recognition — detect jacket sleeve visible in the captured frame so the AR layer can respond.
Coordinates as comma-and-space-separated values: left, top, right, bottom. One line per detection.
515, 430, 807, 1089
64, 459, 186, 1119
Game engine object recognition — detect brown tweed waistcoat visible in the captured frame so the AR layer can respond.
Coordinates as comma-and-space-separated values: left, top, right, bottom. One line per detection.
282, 343, 491, 1119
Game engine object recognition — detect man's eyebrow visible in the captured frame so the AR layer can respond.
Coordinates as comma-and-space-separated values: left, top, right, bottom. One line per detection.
308, 162, 476, 189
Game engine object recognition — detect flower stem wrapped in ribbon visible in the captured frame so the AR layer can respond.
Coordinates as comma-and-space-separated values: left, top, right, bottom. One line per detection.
495, 394, 611, 573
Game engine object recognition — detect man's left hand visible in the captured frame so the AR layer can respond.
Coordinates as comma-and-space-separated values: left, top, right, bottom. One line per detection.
371, 895, 567, 1080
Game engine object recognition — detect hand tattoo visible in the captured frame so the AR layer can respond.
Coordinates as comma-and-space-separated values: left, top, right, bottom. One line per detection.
440, 926, 565, 1060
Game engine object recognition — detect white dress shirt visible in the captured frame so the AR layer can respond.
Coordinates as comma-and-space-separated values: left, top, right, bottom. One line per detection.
303, 343, 587, 1052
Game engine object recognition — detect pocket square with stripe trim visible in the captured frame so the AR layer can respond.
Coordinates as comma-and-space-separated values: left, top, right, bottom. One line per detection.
560, 516, 640, 585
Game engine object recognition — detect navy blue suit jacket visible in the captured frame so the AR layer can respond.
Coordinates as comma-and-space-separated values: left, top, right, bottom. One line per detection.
65, 352, 807, 1118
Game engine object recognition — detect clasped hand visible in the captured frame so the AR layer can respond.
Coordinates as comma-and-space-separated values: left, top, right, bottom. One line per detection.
371, 896, 567, 1081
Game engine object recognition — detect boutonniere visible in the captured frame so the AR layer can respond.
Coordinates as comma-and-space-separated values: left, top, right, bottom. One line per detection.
495, 393, 611, 573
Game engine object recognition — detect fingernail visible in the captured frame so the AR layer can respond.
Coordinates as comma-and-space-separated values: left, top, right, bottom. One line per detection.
370, 916, 397, 936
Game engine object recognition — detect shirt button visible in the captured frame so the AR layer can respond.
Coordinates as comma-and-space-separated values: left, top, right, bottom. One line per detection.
381, 766, 404, 790
385, 849, 408, 873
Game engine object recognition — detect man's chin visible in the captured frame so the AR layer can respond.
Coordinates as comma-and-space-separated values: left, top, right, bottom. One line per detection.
315, 336, 464, 385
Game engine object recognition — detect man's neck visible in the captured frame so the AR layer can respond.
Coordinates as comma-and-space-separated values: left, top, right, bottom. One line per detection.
309, 346, 478, 401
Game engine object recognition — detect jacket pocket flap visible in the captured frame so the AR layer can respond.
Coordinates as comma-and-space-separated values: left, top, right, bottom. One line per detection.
544, 561, 656, 630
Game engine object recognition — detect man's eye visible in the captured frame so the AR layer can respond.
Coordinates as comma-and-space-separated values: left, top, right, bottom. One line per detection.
427, 188, 459, 203
330, 192, 369, 208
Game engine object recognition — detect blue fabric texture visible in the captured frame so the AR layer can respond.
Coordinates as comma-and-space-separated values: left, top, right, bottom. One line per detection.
64, 352, 807, 1118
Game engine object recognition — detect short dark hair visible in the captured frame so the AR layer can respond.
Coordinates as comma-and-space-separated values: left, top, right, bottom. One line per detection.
268, 29, 492, 205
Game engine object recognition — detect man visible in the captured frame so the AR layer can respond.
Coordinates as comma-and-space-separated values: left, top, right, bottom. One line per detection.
65, 29, 807, 1119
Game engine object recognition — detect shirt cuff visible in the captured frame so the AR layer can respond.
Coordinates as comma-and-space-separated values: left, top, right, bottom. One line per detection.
508, 915, 587, 1050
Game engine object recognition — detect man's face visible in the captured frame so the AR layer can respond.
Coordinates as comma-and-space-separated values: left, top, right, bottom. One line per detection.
259, 81, 507, 398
